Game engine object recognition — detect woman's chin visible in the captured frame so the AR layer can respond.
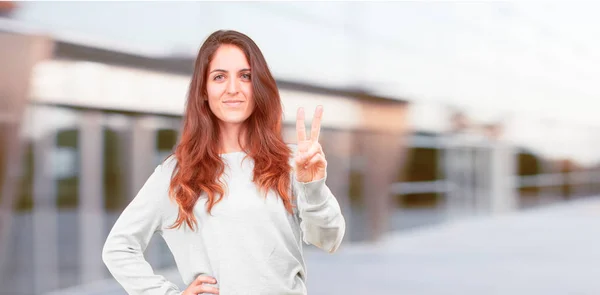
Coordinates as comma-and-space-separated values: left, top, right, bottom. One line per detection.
220, 117, 249, 126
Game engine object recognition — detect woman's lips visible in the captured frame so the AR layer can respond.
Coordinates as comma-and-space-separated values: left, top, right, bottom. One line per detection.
223, 100, 244, 107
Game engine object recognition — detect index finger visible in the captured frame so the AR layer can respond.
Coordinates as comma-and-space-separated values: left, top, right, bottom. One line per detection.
296, 107, 306, 142
310, 105, 323, 142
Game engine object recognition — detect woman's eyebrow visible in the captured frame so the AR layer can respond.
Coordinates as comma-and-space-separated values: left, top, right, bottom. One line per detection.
209, 68, 251, 74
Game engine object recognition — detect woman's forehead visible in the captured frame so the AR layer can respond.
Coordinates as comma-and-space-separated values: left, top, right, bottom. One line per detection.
209, 45, 250, 71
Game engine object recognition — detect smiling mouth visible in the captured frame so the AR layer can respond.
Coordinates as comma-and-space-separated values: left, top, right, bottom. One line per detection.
223, 100, 244, 107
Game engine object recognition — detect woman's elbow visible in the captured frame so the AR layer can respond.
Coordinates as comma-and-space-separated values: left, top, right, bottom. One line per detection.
101, 240, 115, 269
101, 237, 125, 271
326, 221, 346, 253
310, 217, 346, 254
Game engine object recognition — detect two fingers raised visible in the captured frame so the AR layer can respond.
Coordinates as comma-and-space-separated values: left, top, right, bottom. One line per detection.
296, 105, 323, 144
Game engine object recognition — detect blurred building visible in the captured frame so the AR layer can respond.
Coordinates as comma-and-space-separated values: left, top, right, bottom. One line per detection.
0, 1, 16, 18
2, 2, 600, 294
0, 21, 413, 294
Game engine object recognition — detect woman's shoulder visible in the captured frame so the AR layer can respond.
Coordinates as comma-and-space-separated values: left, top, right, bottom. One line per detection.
156, 154, 178, 174
148, 155, 178, 187
151, 155, 179, 216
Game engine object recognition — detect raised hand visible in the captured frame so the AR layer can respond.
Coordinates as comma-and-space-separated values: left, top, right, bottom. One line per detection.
294, 105, 327, 183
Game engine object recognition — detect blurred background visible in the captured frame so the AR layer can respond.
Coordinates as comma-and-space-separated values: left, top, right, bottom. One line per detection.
1, 1, 600, 294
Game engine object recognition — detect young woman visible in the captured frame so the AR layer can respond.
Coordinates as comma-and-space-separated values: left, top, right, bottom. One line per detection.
102, 30, 346, 295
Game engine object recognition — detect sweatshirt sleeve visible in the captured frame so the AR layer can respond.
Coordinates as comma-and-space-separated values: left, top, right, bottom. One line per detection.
293, 172, 346, 254
102, 164, 182, 295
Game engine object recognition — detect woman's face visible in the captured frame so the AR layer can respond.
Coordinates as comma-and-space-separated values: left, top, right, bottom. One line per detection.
206, 44, 255, 129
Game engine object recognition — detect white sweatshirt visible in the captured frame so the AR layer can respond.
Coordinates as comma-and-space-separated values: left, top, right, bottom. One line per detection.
102, 145, 346, 294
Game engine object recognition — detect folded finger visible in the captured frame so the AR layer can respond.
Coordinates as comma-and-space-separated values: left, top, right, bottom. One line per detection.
192, 285, 220, 294
195, 275, 217, 285
294, 153, 305, 168
307, 153, 326, 167
304, 142, 323, 159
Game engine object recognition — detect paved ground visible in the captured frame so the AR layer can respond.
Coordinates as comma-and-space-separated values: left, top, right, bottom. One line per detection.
304, 197, 600, 295
45, 197, 600, 295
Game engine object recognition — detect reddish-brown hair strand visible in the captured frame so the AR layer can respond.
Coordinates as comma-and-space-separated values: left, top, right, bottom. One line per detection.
166, 30, 294, 231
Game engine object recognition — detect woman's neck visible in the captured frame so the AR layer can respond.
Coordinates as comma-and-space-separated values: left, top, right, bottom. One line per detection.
219, 123, 246, 153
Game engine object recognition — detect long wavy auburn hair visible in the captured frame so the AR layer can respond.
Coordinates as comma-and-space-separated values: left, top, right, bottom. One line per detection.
166, 30, 295, 231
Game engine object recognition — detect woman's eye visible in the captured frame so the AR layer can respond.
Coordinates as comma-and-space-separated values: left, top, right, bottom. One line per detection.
213, 74, 224, 81
241, 73, 251, 80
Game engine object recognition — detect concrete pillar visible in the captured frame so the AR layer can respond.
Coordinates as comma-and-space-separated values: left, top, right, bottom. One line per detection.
442, 136, 456, 217
0, 32, 54, 279
444, 133, 475, 219
356, 100, 409, 242
465, 143, 477, 216
32, 132, 59, 293
474, 142, 490, 215
488, 142, 518, 214
129, 116, 157, 201
435, 136, 450, 214
320, 129, 352, 244
78, 111, 105, 283
128, 116, 161, 266
360, 131, 406, 242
